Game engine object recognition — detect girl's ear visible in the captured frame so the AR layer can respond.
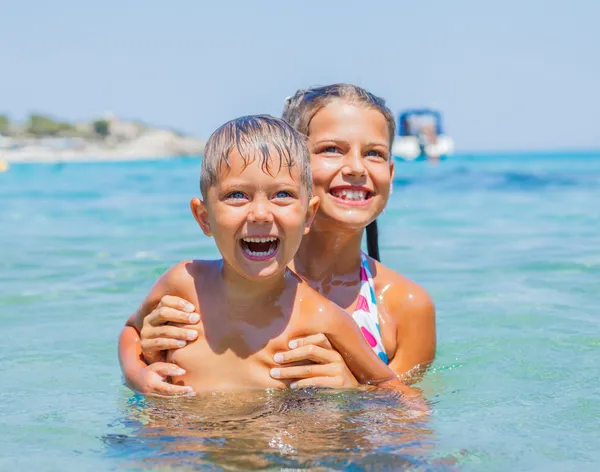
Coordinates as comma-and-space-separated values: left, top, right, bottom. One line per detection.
190, 197, 212, 236
303, 195, 320, 235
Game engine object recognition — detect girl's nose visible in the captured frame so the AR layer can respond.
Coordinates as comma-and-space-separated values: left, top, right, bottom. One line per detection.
341, 149, 367, 177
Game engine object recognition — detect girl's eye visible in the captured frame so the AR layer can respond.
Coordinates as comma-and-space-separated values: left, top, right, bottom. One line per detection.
274, 190, 293, 199
322, 146, 341, 154
226, 191, 246, 200
366, 150, 387, 160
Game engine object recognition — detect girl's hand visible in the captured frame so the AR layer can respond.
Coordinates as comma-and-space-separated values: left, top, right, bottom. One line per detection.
140, 295, 200, 364
128, 362, 195, 397
270, 333, 359, 388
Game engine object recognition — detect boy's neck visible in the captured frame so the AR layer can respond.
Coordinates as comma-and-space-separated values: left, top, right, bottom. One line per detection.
292, 225, 364, 282
220, 261, 290, 311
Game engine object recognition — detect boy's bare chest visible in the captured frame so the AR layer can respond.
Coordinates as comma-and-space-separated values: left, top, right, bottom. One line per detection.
166, 309, 312, 390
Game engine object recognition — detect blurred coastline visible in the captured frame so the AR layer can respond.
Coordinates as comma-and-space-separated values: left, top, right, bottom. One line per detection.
0, 112, 205, 163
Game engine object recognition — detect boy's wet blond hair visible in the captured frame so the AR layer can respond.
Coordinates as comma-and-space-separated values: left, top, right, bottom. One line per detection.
200, 115, 311, 198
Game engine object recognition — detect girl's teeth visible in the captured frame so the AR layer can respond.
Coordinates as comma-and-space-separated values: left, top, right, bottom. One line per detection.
333, 189, 367, 200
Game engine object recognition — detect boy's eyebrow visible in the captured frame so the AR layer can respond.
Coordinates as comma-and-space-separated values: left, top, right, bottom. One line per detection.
218, 180, 253, 190
218, 176, 301, 189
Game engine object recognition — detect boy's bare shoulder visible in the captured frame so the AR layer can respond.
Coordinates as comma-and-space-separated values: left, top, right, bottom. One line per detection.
143, 259, 218, 301
159, 259, 221, 295
366, 256, 435, 321
131, 260, 220, 330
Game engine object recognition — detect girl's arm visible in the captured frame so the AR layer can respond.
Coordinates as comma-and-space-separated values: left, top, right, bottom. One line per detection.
379, 279, 436, 383
118, 263, 201, 395
118, 324, 194, 396
319, 302, 401, 388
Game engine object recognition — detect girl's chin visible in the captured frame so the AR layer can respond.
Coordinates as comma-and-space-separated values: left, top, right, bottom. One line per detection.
315, 211, 379, 231
321, 203, 383, 224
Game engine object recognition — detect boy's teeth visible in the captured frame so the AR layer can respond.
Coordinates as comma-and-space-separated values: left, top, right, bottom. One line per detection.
243, 237, 277, 243
331, 189, 368, 200
241, 236, 279, 259
245, 246, 277, 257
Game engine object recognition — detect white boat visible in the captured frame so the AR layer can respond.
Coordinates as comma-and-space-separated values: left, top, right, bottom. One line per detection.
392, 109, 454, 161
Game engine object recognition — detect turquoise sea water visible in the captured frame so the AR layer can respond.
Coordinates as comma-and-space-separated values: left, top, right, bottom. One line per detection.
1, 152, 599, 471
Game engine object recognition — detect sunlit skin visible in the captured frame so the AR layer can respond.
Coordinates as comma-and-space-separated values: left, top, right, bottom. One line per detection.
118, 99, 436, 395
124, 148, 407, 393
290, 102, 435, 381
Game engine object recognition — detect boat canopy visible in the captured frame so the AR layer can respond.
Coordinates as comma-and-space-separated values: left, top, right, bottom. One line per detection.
398, 109, 444, 136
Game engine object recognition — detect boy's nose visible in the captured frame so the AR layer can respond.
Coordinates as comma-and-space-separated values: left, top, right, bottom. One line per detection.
248, 198, 274, 223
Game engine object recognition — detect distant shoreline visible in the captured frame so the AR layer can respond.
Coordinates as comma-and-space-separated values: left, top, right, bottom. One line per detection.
0, 113, 206, 164
0, 153, 202, 165
0, 131, 205, 164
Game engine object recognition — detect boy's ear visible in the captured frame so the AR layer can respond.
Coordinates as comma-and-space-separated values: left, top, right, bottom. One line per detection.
190, 197, 212, 237
303, 195, 320, 235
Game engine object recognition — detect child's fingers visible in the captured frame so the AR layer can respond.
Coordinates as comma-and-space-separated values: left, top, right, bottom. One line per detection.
144, 325, 198, 341
149, 381, 196, 397
141, 337, 189, 354
147, 306, 200, 327
144, 363, 196, 397
290, 377, 344, 389
270, 363, 339, 380
159, 295, 196, 313
273, 345, 339, 365
287, 333, 332, 350
148, 362, 186, 378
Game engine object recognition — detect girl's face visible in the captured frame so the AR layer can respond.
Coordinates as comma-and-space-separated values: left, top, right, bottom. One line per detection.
307, 100, 394, 231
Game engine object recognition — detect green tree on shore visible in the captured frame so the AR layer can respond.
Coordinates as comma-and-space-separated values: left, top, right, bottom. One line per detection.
27, 114, 75, 136
93, 120, 110, 137
0, 115, 9, 135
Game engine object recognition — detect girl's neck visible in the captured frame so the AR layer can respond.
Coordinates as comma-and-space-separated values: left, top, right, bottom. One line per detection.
292, 225, 364, 282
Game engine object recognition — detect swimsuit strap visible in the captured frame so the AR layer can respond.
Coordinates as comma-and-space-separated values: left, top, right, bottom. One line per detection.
351, 252, 389, 364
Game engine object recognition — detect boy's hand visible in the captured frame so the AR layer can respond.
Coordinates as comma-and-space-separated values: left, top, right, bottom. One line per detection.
141, 295, 200, 364
270, 333, 359, 388
129, 363, 196, 397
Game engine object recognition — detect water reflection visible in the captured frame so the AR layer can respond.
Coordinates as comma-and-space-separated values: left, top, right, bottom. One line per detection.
107, 388, 446, 470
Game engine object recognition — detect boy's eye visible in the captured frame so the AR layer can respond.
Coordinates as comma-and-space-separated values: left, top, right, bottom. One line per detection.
225, 191, 247, 200
273, 190, 294, 199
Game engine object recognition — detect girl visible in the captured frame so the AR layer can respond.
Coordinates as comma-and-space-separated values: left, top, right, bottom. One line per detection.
119, 84, 436, 396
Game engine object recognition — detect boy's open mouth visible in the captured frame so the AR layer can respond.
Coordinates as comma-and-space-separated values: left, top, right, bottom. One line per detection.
240, 236, 280, 261
329, 187, 373, 205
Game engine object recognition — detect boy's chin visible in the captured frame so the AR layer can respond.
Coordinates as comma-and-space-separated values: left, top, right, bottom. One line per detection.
232, 259, 287, 282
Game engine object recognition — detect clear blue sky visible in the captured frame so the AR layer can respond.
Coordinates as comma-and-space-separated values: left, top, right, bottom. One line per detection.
1, 0, 599, 151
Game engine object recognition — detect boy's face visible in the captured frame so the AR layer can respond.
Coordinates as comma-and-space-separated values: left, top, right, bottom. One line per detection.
191, 148, 318, 281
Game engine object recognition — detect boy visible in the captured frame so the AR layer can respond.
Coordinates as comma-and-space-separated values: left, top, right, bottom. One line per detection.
127, 115, 399, 392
